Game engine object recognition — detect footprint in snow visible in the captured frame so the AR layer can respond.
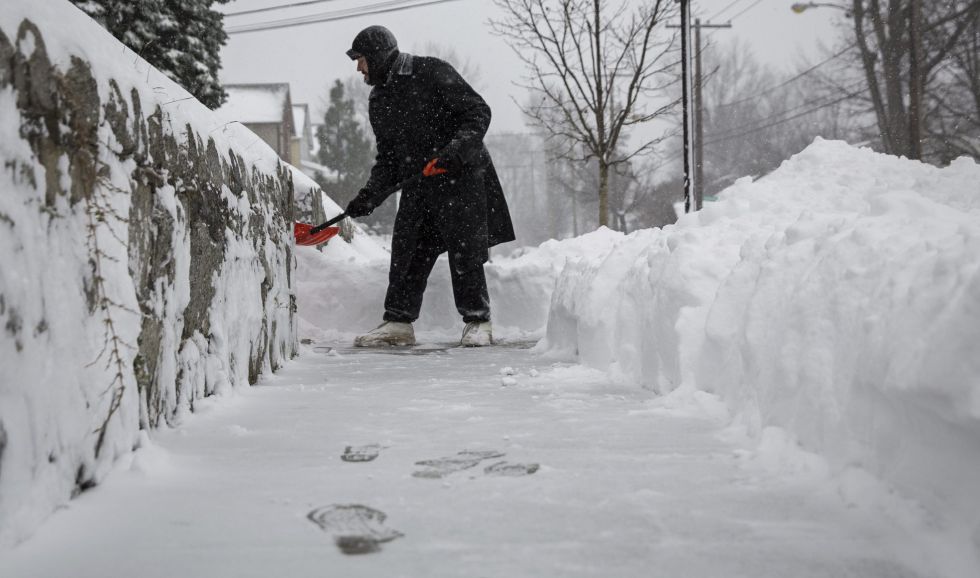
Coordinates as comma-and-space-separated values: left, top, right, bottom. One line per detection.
307, 504, 403, 555
412, 450, 505, 479
484, 461, 540, 477
341, 444, 382, 463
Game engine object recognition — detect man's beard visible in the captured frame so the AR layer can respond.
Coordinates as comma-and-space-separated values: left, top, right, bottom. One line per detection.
364, 69, 382, 86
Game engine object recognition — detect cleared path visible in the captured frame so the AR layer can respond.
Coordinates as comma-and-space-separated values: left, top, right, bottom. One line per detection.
0, 341, 933, 577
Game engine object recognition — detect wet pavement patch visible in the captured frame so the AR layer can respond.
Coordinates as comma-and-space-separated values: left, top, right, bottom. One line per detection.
307, 504, 403, 555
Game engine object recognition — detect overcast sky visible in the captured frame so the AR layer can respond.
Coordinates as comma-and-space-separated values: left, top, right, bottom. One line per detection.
219, 0, 844, 134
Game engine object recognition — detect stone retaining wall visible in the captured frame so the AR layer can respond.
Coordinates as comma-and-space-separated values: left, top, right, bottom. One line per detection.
0, 12, 297, 545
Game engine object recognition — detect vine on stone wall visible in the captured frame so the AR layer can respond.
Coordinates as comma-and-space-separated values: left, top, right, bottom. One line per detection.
85, 171, 136, 458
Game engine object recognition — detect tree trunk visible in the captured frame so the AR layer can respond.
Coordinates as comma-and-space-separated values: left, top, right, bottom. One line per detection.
853, 0, 892, 154
598, 160, 609, 227
907, 0, 923, 159
881, 1, 909, 156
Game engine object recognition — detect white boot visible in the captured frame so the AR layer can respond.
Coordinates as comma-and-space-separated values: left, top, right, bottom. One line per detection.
460, 321, 492, 347
354, 321, 416, 347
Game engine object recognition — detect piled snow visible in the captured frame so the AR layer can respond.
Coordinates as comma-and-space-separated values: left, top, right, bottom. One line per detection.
539, 139, 980, 574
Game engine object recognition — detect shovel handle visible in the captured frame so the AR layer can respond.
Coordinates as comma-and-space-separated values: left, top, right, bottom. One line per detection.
306, 172, 426, 236
309, 213, 347, 236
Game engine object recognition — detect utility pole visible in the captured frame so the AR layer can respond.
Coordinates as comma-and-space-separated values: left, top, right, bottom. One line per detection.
693, 18, 731, 209
677, 0, 694, 213
671, 13, 731, 211
908, 0, 923, 160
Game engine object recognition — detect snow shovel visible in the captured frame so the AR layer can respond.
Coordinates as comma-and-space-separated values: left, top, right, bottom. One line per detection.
294, 220, 341, 246
294, 171, 426, 246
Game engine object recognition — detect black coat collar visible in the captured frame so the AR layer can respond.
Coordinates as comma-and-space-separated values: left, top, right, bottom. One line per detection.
385, 53, 414, 85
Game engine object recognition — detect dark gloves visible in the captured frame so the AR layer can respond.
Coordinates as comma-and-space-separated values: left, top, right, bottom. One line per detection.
345, 193, 374, 218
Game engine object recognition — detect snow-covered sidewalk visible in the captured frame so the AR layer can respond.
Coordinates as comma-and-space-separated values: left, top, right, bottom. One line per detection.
0, 341, 933, 578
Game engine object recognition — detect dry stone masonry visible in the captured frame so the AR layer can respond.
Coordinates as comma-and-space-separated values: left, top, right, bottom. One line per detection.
0, 12, 299, 544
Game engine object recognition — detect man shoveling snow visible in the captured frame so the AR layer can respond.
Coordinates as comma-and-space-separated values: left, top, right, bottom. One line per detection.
341, 25, 515, 348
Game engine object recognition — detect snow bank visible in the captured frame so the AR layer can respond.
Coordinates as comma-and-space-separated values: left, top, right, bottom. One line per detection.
0, 0, 297, 546
540, 138, 980, 574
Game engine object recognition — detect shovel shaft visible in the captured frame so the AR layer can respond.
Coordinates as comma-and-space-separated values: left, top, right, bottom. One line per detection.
307, 172, 425, 235
309, 213, 347, 236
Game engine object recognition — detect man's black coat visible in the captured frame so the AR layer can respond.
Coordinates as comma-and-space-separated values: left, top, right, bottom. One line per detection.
353, 53, 515, 278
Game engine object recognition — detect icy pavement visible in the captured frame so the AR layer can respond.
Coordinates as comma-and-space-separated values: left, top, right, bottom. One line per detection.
0, 342, 935, 578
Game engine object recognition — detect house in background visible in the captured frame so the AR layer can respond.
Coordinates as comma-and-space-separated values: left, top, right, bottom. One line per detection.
291, 105, 337, 182
217, 83, 295, 164
216, 85, 344, 230
291, 103, 313, 166
294, 118, 339, 186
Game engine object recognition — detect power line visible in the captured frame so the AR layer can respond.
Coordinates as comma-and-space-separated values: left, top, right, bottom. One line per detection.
715, 41, 857, 108
226, 0, 467, 35
728, 0, 765, 22
713, 5, 967, 111
226, 0, 431, 32
225, 0, 345, 18
707, 80, 864, 142
709, 0, 748, 21
701, 2, 973, 146
704, 93, 854, 146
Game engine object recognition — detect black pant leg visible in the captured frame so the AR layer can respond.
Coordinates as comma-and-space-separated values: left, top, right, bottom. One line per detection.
448, 257, 491, 323
383, 233, 442, 323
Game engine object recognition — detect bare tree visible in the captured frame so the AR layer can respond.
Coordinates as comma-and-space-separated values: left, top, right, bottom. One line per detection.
926, 4, 980, 160
697, 41, 854, 195
631, 165, 681, 230
845, 0, 980, 159
485, 132, 553, 246
544, 139, 597, 237
490, 0, 676, 227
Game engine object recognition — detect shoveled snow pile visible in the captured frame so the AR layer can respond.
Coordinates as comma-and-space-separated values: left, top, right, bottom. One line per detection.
539, 138, 980, 575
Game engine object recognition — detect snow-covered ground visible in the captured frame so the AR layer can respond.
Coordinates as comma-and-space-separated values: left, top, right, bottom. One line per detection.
0, 343, 941, 578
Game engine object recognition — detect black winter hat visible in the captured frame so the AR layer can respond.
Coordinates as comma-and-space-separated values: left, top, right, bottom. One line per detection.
346, 25, 398, 60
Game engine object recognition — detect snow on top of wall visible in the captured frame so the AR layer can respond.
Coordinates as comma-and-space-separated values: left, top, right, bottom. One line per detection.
298, 159, 338, 181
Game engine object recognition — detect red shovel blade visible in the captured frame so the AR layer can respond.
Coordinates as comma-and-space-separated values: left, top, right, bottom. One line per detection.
294, 222, 339, 246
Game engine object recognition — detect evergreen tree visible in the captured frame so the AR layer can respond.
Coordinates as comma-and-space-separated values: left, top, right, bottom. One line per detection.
316, 80, 392, 232
70, 0, 229, 109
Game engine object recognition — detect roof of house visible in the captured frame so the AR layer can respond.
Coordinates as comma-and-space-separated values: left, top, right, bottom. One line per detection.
218, 83, 292, 124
